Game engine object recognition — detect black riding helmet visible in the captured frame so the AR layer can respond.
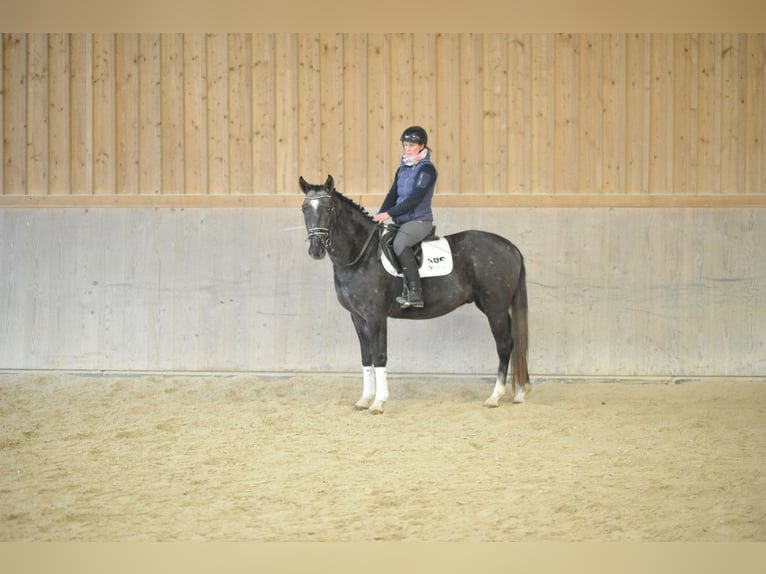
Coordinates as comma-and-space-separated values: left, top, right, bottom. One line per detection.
400, 126, 428, 146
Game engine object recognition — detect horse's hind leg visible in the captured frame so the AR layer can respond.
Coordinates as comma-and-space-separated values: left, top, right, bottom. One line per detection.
484, 374, 507, 408
482, 309, 516, 408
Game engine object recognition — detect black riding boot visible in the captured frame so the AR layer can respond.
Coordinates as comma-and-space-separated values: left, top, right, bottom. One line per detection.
395, 247, 424, 309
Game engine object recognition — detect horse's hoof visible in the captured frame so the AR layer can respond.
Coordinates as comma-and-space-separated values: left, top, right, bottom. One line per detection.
354, 397, 373, 410
368, 400, 385, 414
483, 395, 501, 407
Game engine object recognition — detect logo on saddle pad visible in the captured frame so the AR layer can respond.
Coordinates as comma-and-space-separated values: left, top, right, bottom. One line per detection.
381, 237, 453, 278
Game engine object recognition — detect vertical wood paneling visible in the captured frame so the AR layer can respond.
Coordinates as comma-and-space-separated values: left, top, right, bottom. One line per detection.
507, 34, 530, 193
298, 34, 320, 183
1, 33, 765, 201
48, 34, 70, 195
648, 34, 673, 194
0, 38, 3, 192
459, 33, 482, 194
160, 34, 184, 194
435, 34, 460, 194
227, 34, 252, 194
389, 33, 413, 135
253, 33, 276, 194
744, 34, 764, 194
483, 34, 508, 195
579, 34, 601, 193
26, 34, 48, 196
183, 34, 208, 195
3, 35, 26, 194
342, 33, 368, 194
115, 34, 139, 195
138, 35, 161, 195
530, 34, 554, 194
554, 34, 578, 194
70, 34, 92, 194
625, 33, 650, 194
412, 34, 437, 152
673, 34, 695, 195
602, 34, 626, 194
275, 33, 298, 195
205, 33, 228, 195
320, 34, 344, 180
0, 36, 6, 192
366, 34, 389, 191
719, 33, 744, 194
93, 33, 115, 195
697, 34, 721, 194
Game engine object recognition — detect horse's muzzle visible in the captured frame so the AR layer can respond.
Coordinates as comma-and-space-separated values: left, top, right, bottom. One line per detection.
308, 235, 327, 259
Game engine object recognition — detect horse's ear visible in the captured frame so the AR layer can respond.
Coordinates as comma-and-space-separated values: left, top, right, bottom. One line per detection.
299, 176, 310, 194
324, 175, 334, 191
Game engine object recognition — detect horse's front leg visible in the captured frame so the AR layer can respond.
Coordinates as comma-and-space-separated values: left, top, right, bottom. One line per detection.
356, 365, 376, 411
350, 313, 388, 414
354, 366, 389, 414
368, 366, 389, 415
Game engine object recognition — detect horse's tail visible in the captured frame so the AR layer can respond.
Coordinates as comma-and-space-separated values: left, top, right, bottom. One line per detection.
510, 255, 530, 395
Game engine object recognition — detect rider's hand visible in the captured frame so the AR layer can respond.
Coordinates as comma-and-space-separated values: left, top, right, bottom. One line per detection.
372, 212, 391, 224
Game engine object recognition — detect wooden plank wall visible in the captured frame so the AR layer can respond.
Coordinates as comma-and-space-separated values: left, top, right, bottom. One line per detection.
1, 33, 764, 207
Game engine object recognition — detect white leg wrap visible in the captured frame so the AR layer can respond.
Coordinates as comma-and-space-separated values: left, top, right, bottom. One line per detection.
362, 366, 375, 398
483, 376, 506, 408
369, 367, 389, 414
374, 367, 389, 403
354, 366, 376, 410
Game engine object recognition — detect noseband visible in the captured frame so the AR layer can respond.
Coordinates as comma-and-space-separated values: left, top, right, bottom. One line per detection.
307, 227, 330, 238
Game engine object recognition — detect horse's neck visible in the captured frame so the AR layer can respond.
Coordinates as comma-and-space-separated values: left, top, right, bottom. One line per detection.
329, 204, 378, 265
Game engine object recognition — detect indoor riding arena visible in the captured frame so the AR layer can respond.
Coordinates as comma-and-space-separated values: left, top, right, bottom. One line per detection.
1, 32, 764, 543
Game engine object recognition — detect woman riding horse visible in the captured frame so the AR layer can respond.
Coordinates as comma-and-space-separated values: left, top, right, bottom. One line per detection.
372, 126, 438, 309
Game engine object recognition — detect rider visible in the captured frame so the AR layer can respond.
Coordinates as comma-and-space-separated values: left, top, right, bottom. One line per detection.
372, 126, 438, 309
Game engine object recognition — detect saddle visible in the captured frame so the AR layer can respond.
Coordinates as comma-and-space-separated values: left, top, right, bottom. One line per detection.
380, 225, 453, 278
380, 224, 438, 272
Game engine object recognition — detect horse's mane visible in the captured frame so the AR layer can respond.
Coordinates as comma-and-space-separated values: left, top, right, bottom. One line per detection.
332, 188, 374, 221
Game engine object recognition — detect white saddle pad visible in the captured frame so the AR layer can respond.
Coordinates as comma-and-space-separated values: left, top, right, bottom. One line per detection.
381, 237, 453, 278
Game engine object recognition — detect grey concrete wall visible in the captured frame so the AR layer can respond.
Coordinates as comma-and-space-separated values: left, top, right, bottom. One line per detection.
1, 207, 764, 377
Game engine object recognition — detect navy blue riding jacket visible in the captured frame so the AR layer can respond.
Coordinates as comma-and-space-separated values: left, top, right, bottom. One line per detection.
379, 151, 438, 224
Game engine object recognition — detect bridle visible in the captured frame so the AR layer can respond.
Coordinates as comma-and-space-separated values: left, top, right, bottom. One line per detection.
304, 190, 333, 240
303, 191, 380, 267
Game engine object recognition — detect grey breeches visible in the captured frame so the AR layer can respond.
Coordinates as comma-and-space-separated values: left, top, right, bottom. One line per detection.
393, 220, 434, 256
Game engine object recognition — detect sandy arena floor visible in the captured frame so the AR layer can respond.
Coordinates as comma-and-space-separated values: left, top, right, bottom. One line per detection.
0, 372, 764, 541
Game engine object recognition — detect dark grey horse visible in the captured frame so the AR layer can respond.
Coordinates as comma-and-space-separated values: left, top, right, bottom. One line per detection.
299, 175, 530, 414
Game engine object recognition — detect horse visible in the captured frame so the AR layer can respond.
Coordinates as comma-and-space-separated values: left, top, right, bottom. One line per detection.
299, 174, 530, 414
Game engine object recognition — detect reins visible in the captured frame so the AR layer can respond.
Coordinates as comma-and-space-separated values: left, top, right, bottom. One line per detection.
335, 223, 380, 267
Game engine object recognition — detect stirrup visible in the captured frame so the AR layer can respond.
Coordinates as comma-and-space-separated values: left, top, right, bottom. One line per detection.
397, 287, 424, 309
